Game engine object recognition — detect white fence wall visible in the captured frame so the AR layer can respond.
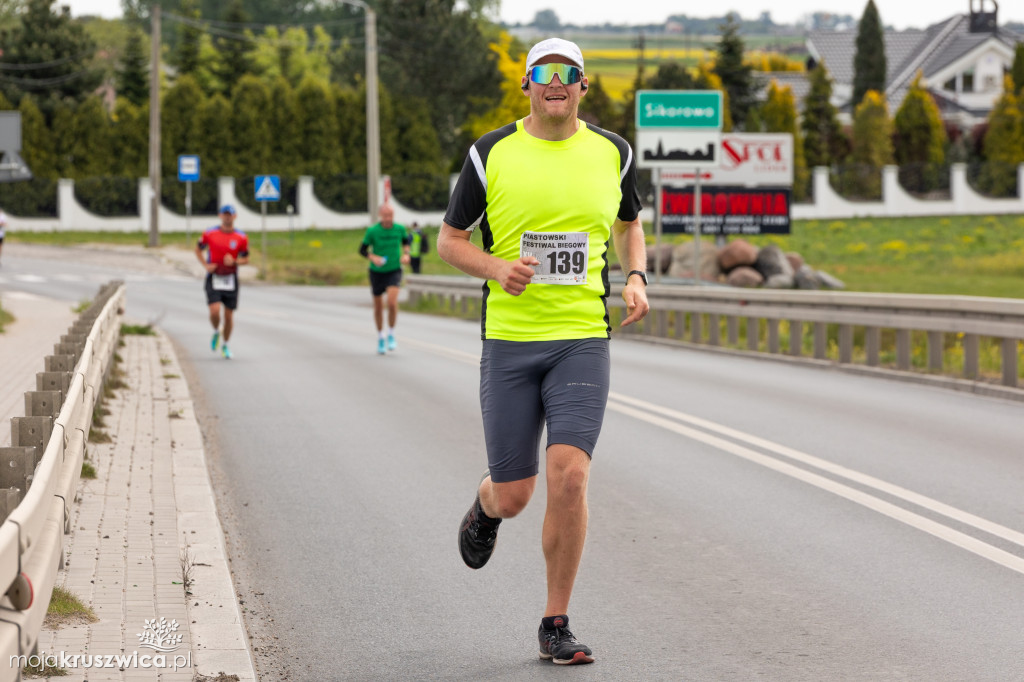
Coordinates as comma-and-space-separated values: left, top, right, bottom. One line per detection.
791, 163, 1024, 220
3, 164, 1023, 233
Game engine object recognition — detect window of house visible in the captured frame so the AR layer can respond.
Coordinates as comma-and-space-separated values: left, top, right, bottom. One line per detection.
962, 69, 974, 92
943, 76, 956, 91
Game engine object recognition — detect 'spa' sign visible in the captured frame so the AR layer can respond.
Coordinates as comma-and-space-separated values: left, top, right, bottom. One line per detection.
661, 133, 793, 187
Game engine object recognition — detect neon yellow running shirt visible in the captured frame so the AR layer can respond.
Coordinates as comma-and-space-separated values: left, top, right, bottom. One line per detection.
444, 120, 641, 341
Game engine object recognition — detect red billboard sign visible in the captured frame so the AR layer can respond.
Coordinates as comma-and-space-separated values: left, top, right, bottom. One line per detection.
661, 186, 791, 234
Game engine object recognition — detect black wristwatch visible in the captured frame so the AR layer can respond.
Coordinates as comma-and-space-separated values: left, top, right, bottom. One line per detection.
626, 270, 648, 286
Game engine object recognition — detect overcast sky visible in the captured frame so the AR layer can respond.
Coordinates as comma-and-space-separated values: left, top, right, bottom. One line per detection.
63, 0, 1023, 31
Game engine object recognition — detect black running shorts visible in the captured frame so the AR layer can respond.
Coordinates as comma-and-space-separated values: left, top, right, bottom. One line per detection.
204, 273, 239, 310
479, 338, 610, 483
369, 268, 402, 296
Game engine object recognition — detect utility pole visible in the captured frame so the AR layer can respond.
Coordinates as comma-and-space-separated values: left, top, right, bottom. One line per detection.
365, 8, 381, 218
148, 5, 161, 247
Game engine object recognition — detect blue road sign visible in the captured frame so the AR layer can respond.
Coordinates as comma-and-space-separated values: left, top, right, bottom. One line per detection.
178, 155, 200, 182
254, 175, 281, 202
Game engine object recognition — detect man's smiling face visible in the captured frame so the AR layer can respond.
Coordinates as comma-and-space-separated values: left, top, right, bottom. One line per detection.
523, 54, 587, 125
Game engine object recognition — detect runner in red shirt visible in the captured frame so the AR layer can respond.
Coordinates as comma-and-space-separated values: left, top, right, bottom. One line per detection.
195, 205, 249, 359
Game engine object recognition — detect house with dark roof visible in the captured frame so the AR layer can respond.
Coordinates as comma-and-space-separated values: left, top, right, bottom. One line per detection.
805, 0, 1022, 128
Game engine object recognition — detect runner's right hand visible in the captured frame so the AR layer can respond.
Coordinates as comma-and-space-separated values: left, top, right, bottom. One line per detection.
497, 257, 538, 296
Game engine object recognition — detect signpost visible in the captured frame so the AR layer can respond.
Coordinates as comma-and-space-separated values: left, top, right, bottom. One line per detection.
660, 133, 794, 236
178, 155, 200, 244
254, 175, 281, 279
636, 91, 723, 282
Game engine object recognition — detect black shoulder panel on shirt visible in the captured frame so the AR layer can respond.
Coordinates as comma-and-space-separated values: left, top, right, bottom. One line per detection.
584, 123, 633, 172
473, 121, 519, 168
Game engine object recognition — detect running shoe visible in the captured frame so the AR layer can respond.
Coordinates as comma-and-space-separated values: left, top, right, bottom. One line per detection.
377, 338, 386, 355
387, 334, 397, 351
211, 330, 220, 351
221, 344, 232, 359
458, 472, 501, 569
538, 615, 593, 665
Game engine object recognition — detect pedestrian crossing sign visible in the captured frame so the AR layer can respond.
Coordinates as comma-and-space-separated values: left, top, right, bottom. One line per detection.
254, 175, 281, 201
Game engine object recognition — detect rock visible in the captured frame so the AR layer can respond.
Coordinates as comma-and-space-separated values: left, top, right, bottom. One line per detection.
668, 242, 721, 281
764, 273, 796, 289
815, 269, 846, 290
646, 243, 675, 274
753, 244, 794, 281
718, 239, 759, 271
794, 264, 821, 289
726, 266, 764, 287
785, 251, 805, 272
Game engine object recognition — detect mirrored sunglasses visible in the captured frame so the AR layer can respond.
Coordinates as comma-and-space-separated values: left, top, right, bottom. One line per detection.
527, 63, 583, 86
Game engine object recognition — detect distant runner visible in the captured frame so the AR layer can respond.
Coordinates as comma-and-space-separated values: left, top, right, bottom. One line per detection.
408, 222, 429, 274
359, 204, 410, 354
196, 205, 249, 359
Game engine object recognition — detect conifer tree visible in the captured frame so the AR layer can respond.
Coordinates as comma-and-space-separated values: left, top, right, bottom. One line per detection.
266, 76, 300, 179
979, 78, 1024, 196
1012, 43, 1024, 95
195, 94, 233, 179
70, 97, 111, 178
161, 75, 204, 178
853, 0, 887, 106
893, 73, 946, 173
293, 75, 340, 178
850, 90, 893, 198
117, 28, 149, 106
216, 0, 251, 97
18, 95, 57, 179
110, 97, 148, 178
578, 76, 618, 133
229, 75, 270, 176
172, 0, 203, 78
713, 13, 756, 130
801, 63, 846, 168
51, 101, 76, 177
762, 80, 808, 200
0, 0, 102, 114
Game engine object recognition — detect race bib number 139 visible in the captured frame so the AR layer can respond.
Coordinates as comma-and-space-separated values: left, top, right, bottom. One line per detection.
520, 231, 588, 285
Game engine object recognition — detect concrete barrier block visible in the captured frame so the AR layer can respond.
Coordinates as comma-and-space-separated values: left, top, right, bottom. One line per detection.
0, 447, 36, 490
0, 487, 22, 522
44, 355, 75, 372
25, 391, 62, 418
36, 371, 72, 397
54, 341, 84, 361
11, 416, 52, 451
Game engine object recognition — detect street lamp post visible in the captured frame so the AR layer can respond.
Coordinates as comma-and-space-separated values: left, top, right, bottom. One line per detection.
363, 7, 381, 218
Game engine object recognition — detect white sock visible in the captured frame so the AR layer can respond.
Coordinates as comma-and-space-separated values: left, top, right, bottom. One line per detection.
387, 327, 395, 337
379, 331, 386, 340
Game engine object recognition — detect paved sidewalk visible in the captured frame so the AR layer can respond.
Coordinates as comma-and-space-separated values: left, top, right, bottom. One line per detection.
1, 295, 256, 681
0, 292, 76, 447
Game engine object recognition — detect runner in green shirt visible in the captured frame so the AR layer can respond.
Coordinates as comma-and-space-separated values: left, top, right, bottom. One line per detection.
359, 204, 410, 354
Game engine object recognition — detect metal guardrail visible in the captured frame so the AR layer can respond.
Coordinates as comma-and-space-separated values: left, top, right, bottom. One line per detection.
405, 274, 1024, 400
0, 281, 124, 682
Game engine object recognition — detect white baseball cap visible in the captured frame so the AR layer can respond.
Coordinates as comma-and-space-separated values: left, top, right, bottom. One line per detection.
526, 38, 584, 72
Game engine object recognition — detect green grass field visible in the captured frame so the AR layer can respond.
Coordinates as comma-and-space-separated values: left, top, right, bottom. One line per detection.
9, 213, 1023, 298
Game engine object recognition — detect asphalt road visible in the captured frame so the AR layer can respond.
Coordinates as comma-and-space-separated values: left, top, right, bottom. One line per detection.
2, 244, 1023, 681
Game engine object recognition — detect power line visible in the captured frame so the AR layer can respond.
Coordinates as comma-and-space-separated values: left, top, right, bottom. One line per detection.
163, 12, 366, 49
0, 51, 97, 71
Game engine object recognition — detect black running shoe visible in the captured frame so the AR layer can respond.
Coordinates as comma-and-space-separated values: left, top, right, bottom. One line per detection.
458, 476, 501, 569
538, 615, 594, 665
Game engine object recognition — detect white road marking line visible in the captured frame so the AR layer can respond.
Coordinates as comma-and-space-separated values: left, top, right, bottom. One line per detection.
607, 399, 1024, 576
405, 337, 1023, 572
609, 391, 1024, 550
401, 337, 479, 365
